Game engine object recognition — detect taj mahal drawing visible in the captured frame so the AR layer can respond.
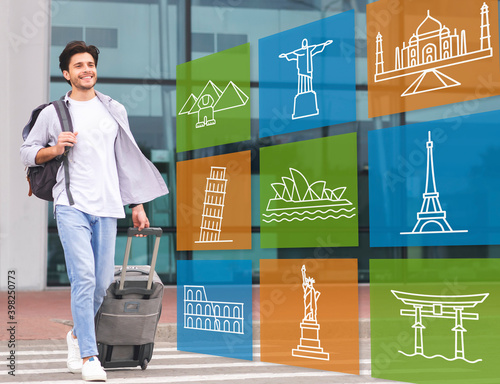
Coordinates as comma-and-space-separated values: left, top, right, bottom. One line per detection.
184, 285, 244, 334
375, 2, 493, 96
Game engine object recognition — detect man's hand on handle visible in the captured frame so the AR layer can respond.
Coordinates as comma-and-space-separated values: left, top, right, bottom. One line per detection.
131, 204, 150, 237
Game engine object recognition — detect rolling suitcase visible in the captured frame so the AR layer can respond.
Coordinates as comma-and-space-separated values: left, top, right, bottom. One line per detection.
95, 227, 163, 370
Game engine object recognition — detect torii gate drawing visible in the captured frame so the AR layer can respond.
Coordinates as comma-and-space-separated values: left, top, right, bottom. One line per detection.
392, 290, 489, 363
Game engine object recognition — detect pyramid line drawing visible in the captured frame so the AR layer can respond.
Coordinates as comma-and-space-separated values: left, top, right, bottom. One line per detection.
179, 80, 249, 129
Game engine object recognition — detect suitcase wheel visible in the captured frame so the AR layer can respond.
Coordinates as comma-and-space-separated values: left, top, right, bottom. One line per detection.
141, 358, 149, 370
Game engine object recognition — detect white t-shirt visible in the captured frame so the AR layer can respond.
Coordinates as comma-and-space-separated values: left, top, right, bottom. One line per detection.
55, 96, 125, 218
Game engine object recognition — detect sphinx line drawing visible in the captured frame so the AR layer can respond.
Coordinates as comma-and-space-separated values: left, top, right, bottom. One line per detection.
179, 80, 248, 128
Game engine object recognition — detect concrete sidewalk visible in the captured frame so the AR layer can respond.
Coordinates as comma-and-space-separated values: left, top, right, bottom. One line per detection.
0, 285, 371, 341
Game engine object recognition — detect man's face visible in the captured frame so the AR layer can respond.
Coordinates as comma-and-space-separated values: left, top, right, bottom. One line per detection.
63, 52, 97, 91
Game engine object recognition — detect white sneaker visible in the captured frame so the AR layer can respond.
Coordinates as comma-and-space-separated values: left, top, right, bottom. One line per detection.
66, 330, 82, 373
82, 357, 107, 382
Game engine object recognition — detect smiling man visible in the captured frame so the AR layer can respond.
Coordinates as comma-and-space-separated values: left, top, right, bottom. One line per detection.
20, 41, 168, 381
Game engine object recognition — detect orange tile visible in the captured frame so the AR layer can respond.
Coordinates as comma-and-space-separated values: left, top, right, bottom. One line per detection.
176, 151, 252, 251
260, 259, 359, 374
367, 0, 500, 117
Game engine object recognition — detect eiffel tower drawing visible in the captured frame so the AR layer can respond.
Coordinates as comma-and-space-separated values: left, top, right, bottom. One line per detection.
401, 131, 467, 235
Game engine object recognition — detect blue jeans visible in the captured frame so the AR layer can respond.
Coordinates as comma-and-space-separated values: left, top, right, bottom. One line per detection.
55, 205, 117, 358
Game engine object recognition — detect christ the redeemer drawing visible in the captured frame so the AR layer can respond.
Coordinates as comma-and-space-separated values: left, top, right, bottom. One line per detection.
279, 38, 332, 120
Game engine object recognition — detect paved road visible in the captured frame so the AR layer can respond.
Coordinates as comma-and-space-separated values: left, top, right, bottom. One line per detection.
0, 340, 408, 384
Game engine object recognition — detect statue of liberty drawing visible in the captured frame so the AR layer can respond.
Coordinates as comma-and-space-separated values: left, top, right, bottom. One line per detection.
301, 265, 320, 322
292, 265, 330, 360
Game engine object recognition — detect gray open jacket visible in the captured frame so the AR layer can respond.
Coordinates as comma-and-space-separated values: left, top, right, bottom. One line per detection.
20, 90, 169, 206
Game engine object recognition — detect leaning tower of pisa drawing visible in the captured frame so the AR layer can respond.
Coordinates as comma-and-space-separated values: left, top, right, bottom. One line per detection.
195, 166, 233, 244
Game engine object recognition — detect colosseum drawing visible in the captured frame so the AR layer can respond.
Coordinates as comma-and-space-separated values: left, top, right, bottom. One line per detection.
184, 285, 244, 334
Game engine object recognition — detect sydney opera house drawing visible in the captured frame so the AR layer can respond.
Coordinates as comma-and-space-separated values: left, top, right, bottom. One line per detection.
375, 3, 493, 96
262, 168, 356, 223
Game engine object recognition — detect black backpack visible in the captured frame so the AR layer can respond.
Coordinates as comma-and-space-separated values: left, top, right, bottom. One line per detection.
23, 99, 75, 205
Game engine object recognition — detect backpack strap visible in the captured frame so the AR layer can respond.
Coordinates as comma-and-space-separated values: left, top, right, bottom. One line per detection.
52, 100, 75, 206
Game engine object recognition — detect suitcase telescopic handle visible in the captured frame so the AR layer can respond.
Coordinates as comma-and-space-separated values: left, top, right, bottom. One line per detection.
119, 227, 162, 292
127, 227, 162, 237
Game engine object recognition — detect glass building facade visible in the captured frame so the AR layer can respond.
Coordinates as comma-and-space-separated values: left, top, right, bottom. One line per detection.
46, 0, 500, 287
